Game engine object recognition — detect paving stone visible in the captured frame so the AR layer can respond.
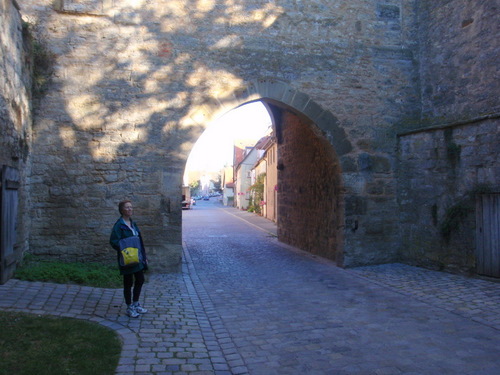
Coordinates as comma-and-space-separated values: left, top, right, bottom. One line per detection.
1, 206, 500, 374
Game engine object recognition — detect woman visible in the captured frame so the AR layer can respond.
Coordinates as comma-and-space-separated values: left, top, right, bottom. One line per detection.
110, 200, 148, 318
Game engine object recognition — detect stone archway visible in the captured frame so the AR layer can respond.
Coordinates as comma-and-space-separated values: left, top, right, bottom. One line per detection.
14, 0, 496, 279
15, 0, 416, 279
184, 80, 346, 266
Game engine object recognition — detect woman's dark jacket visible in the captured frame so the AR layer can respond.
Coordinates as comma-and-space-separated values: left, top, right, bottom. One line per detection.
110, 217, 147, 275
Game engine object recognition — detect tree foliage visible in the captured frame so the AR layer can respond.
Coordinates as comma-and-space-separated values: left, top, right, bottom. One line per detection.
249, 173, 266, 214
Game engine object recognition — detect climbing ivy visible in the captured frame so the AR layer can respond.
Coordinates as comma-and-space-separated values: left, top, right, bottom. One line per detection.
440, 184, 494, 240
23, 21, 55, 101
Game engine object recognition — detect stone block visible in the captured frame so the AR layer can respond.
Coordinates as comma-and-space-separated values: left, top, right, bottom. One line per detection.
358, 153, 373, 172
372, 155, 392, 173
340, 156, 358, 172
302, 99, 325, 123
290, 91, 310, 112
265, 80, 289, 102
344, 196, 368, 216
376, 4, 401, 20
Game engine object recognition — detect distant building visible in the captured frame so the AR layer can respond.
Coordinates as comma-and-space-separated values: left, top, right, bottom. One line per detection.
234, 145, 259, 210
251, 134, 278, 222
233, 139, 258, 210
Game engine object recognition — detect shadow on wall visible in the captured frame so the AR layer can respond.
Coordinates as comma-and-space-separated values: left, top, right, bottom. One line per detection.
22, 1, 304, 268
22, 0, 413, 272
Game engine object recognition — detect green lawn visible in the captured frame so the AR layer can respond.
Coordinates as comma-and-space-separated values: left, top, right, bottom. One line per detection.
0, 311, 122, 375
1, 257, 125, 374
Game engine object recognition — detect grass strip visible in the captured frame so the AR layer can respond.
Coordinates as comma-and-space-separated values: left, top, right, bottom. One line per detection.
14, 257, 122, 288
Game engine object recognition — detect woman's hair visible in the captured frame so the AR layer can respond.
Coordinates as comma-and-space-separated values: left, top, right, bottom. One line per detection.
118, 200, 132, 215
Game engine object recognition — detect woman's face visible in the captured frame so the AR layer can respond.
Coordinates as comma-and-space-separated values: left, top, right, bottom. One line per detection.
122, 203, 133, 218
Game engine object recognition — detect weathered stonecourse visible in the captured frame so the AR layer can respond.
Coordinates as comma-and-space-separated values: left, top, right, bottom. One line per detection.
0, 0, 32, 283
0, 0, 498, 280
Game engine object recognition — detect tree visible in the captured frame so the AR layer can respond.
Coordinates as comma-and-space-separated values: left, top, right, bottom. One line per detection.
249, 173, 266, 214
212, 174, 222, 192
189, 180, 201, 196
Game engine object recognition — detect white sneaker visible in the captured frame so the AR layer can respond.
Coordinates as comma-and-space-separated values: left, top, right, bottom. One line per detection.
132, 301, 148, 314
126, 305, 139, 318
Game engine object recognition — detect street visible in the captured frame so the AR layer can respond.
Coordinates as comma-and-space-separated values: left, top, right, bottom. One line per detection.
182, 199, 500, 374
1, 198, 499, 374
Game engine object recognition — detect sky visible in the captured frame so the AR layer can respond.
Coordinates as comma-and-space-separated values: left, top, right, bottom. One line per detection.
185, 101, 272, 175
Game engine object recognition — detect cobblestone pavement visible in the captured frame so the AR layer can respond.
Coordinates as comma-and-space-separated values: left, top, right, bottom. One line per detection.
351, 264, 500, 332
1, 203, 499, 374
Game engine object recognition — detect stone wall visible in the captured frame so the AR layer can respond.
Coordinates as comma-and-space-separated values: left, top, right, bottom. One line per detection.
277, 109, 344, 264
0, 0, 32, 274
397, 0, 500, 273
418, 0, 500, 123
398, 118, 500, 273
15, 0, 420, 270
3, 0, 496, 275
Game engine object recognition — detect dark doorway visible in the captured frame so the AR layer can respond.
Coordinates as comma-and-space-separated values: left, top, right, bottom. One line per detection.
1, 165, 19, 284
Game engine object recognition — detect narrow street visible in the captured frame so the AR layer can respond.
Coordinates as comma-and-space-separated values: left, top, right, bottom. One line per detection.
182, 199, 500, 374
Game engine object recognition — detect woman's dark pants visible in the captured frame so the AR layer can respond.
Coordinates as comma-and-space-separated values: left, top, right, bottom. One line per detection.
123, 270, 144, 305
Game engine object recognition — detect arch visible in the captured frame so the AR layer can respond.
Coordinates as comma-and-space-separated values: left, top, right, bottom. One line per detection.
181, 79, 352, 160
183, 79, 346, 265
